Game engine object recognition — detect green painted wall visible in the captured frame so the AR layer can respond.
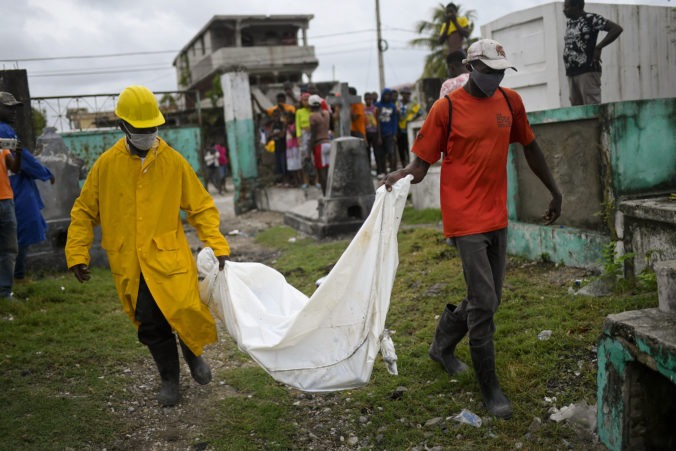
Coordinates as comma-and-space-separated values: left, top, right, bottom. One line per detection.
606, 99, 676, 196
505, 97, 676, 267
61, 126, 202, 176
225, 119, 257, 182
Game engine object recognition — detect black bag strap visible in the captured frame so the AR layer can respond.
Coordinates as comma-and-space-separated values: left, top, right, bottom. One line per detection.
444, 95, 452, 141
444, 95, 452, 157
498, 87, 513, 117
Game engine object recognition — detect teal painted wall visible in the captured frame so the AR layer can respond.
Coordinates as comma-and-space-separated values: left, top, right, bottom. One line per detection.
505, 97, 676, 267
225, 119, 257, 182
61, 126, 202, 176
606, 99, 676, 196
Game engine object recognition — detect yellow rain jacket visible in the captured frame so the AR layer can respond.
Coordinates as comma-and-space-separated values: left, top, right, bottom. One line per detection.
65, 137, 229, 355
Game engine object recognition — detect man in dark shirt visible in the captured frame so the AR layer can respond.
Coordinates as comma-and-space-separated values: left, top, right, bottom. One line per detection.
563, 0, 623, 105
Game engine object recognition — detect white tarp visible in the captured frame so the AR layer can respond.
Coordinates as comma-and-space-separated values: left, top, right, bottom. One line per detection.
196, 176, 412, 392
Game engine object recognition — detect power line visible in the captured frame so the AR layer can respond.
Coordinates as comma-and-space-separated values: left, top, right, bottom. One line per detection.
0, 50, 180, 63
30, 67, 175, 78
3, 29, 381, 63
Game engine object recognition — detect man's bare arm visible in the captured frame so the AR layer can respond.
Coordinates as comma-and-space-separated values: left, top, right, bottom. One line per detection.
522, 139, 562, 225
5, 148, 22, 173
381, 156, 430, 191
593, 20, 623, 65
450, 16, 470, 38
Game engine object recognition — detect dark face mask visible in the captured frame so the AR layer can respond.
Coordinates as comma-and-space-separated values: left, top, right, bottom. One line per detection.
469, 68, 505, 97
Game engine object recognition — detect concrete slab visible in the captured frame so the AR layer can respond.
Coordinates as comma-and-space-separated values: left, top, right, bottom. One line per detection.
255, 186, 322, 213
619, 196, 676, 275
284, 199, 365, 238
619, 197, 676, 224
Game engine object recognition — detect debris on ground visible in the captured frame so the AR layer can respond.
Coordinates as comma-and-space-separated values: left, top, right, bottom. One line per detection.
538, 330, 553, 341
450, 409, 482, 428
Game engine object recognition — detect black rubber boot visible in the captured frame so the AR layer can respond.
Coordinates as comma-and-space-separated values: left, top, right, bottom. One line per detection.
470, 339, 513, 419
179, 338, 212, 385
148, 336, 180, 406
429, 304, 470, 375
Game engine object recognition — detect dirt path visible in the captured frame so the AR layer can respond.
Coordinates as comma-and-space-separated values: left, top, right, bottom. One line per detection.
107, 190, 597, 450
109, 190, 289, 451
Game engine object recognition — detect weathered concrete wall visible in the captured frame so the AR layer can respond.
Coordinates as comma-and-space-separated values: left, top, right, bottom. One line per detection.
221, 70, 258, 214
513, 118, 604, 231
606, 99, 676, 196
620, 197, 676, 275
61, 126, 202, 176
0, 69, 35, 149
411, 166, 440, 211
597, 309, 676, 451
481, 3, 676, 111
411, 97, 676, 269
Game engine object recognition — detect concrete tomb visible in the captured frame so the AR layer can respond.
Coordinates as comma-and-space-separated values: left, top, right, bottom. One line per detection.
597, 308, 676, 451
284, 137, 375, 237
27, 127, 107, 270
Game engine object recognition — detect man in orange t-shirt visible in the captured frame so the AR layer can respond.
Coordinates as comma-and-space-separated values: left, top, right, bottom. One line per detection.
0, 91, 24, 298
382, 40, 562, 419
348, 87, 366, 139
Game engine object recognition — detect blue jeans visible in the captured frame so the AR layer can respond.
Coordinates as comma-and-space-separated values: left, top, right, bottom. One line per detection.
0, 199, 18, 297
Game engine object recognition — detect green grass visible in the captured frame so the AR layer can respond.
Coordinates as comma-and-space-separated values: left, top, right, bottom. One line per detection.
0, 268, 144, 450
401, 206, 443, 225
0, 214, 659, 449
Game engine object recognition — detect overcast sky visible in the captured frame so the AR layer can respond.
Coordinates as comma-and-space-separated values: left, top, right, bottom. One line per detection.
1, 0, 672, 100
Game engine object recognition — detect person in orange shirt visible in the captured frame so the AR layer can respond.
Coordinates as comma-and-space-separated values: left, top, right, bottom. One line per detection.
266, 93, 296, 117
0, 92, 24, 298
349, 87, 366, 140
382, 40, 562, 419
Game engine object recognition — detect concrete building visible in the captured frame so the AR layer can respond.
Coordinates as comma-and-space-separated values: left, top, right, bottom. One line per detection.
172, 15, 319, 107
481, 2, 676, 111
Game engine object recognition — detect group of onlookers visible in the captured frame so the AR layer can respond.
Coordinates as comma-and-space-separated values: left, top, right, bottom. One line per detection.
0, 91, 55, 298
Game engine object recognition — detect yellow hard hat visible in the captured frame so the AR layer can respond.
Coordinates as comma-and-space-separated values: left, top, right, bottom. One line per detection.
115, 85, 165, 128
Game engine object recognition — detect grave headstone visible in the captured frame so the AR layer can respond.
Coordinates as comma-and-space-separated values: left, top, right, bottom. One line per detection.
326, 83, 361, 138
285, 137, 375, 237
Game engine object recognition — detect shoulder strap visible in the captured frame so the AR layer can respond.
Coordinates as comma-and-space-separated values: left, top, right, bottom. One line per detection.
498, 87, 513, 117
445, 95, 452, 141
443, 95, 452, 158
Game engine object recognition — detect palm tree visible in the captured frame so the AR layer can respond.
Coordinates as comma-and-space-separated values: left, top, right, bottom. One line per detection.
410, 3, 477, 79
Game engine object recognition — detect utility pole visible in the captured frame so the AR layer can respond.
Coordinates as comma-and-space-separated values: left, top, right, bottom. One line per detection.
375, 0, 386, 92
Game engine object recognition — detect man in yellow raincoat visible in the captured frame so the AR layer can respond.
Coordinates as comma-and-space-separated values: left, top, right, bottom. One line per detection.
65, 85, 230, 406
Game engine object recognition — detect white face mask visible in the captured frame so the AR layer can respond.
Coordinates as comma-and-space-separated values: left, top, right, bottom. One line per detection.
123, 123, 157, 151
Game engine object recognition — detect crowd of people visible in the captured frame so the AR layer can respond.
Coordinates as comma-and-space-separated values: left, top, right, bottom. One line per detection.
260, 82, 423, 194
0, 91, 55, 299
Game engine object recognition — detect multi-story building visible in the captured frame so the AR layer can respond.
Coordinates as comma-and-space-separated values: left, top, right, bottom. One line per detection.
173, 15, 319, 107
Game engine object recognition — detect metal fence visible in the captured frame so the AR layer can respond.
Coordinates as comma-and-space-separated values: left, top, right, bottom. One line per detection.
31, 90, 202, 133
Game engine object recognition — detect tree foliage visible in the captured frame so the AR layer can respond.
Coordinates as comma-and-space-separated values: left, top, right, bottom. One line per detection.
32, 107, 47, 137
409, 3, 477, 79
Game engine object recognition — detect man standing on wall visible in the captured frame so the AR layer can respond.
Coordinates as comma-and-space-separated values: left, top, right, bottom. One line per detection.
382, 40, 562, 419
66, 85, 230, 407
563, 0, 623, 105
438, 3, 471, 53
